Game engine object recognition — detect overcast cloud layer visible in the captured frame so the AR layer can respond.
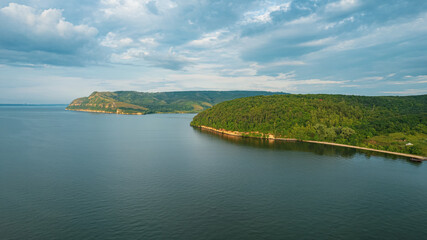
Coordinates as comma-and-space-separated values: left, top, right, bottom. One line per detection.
0, 0, 426, 103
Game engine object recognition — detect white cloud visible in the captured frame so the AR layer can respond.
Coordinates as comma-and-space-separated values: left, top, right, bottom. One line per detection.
266, 60, 306, 67
243, 2, 291, 24
101, 32, 134, 48
100, 0, 176, 19
388, 75, 427, 85
382, 89, 427, 95
277, 71, 297, 80
139, 37, 158, 46
111, 48, 148, 61
110, 46, 193, 70
322, 12, 427, 52
0, 3, 99, 65
220, 68, 257, 76
324, 16, 355, 30
414, 75, 427, 81
247, 61, 305, 74
288, 79, 345, 85
147, 70, 347, 93
100, 0, 148, 18
360, 76, 384, 81
325, 0, 360, 13
0, 3, 97, 40
299, 37, 336, 47
1, 0, 427, 101
353, 73, 400, 82
188, 30, 231, 48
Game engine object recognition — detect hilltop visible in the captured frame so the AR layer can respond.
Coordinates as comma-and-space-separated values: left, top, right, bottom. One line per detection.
66, 91, 286, 115
191, 94, 427, 156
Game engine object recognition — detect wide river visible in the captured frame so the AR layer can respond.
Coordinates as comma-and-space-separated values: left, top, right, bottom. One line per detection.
1, 106, 426, 239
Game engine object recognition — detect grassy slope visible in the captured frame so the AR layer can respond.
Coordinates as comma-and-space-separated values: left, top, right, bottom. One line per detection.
191, 94, 427, 156
66, 91, 286, 114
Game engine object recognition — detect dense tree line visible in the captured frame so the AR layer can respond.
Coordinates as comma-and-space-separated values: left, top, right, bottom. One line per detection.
191, 94, 427, 156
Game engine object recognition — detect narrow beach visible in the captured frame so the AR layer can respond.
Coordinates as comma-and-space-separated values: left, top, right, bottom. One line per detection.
197, 125, 427, 161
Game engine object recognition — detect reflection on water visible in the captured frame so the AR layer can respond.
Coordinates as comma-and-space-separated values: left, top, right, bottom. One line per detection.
193, 127, 422, 165
2, 107, 426, 240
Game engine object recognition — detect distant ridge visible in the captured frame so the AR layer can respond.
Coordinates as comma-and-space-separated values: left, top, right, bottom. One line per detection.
0, 104, 67, 106
66, 90, 287, 115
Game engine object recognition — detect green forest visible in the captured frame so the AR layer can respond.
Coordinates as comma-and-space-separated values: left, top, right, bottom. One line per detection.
191, 94, 427, 156
66, 91, 286, 114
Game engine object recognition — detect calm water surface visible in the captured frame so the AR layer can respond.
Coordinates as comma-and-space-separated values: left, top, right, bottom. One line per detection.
0, 106, 426, 239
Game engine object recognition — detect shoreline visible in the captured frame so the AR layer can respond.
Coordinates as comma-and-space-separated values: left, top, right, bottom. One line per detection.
196, 125, 427, 161
66, 108, 200, 115
65, 108, 145, 115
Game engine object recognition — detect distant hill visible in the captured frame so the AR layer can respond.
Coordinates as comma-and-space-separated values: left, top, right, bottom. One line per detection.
66, 91, 286, 114
191, 94, 427, 156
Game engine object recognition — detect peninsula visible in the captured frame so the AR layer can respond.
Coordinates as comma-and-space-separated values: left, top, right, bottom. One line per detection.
66, 91, 286, 115
191, 94, 427, 158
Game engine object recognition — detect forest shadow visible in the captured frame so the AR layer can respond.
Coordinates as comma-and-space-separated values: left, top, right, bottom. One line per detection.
193, 127, 422, 166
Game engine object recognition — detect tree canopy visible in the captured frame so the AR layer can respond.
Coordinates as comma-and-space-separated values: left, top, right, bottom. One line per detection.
191, 94, 427, 156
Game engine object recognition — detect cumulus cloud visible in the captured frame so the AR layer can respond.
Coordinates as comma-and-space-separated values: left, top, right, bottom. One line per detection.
101, 32, 133, 48
1, 0, 427, 101
0, 3, 99, 66
100, 0, 176, 19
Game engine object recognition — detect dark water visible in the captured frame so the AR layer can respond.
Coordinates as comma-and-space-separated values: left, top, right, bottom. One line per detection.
1, 106, 426, 240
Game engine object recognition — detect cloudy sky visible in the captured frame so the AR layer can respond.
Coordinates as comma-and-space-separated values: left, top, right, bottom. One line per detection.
0, 0, 426, 103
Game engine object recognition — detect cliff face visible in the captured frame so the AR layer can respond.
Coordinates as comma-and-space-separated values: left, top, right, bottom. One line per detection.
66, 92, 148, 114
66, 90, 286, 115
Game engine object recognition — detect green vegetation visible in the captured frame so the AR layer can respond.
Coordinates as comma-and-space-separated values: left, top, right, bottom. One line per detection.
191, 94, 427, 156
66, 91, 286, 114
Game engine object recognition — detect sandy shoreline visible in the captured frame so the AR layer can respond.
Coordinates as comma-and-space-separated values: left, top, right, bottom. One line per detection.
65, 108, 144, 115
66, 108, 198, 115
197, 125, 426, 161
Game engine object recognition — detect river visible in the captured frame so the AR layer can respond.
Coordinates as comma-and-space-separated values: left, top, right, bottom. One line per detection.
0, 106, 426, 239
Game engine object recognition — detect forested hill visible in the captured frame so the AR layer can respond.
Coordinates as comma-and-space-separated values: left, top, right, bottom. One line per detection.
191, 94, 427, 156
66, 91, 286, 114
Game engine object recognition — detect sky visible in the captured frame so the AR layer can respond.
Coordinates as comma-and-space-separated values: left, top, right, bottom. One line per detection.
0, 0, 426, 103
